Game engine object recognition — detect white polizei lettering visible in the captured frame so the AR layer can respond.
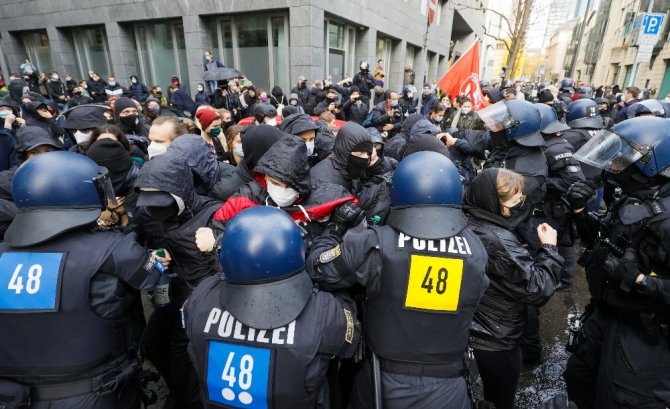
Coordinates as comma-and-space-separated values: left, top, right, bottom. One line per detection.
257, 330, 270, 343
463, 237, 472, 254
398, 232, 411, 248
271, 327, 286, 345
413, 238, 426, 250
286, 321, 296, 345
440, 238, 447, 253
427, 240, 439, 252
455, 237, 466, 255
448, 237, 458, 253
247, 327, 256, 341
219, 310, 234, 337
233, 321, 246, 340
203, 308, 221, 333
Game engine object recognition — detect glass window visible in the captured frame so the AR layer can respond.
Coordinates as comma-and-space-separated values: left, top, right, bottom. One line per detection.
347, 27, 356, 77
174, 22, 190, 89
71, 26, 111, 79
329, 22, 345, 49
329, 49, 345, 81
272, 16, 289, 93
132, 21, 189, 92
21, 30, 52, 73
221, 23, 234, 68
236, 14, 270, 91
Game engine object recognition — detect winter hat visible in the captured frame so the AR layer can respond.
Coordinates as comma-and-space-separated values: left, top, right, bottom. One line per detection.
349, 86, 360, 94
196, 108, 220, 130
538, 89, 554, 104
374, 80, 384, 87
114, 97, 137, 116
86, 139, 133, 194
423, 83, 431, 89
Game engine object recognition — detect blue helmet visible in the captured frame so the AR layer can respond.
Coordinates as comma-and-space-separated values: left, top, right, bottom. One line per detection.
6, 151, 115, 247
566, 99, 604, 129
388, 151, 466, 239
535, 102, 570, 135
218, 206, 312, 329
560, 78, 574, 92
626, 99, 670, 119
574, 117, 670, 178
478, 100, 544, 146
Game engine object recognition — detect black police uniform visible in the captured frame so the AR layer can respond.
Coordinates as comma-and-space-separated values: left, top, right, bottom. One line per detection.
308, 224, 488, 409
183, 275, 360, 409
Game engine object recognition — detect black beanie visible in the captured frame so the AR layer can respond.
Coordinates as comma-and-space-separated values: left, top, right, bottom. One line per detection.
87, 139, 133, 194
538, 89, 554, 103
114, 97, 137, 117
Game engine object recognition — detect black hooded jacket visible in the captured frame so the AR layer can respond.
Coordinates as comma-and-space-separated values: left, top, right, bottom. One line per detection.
270, 86, 289, 109
24, 102, 65, 147
463, 169, 565, 351
209, 125, 286, 201
310, 122, 372, 192
132, 155, 221, 285
384, 113, 423, 160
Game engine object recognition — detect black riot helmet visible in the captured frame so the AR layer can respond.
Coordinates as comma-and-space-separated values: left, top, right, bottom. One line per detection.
360, 61, 370, 73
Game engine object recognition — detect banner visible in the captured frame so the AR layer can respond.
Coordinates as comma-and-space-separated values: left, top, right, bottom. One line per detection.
437, 41, 489, 110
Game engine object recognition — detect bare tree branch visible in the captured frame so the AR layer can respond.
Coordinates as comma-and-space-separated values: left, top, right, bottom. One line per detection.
481, 25, 512, 53
449, 1, 514, 35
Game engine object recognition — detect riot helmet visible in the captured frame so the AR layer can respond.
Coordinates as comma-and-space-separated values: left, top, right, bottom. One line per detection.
480, 80, 491, 88
6, 151, 116, 247
566, 99, 604, 129
626, 99, 670, 119
560, 78, 574, 92
387, 151, 466, 239
574, 117, 670, 179
218, 206, 312, 329
360, 61, 370, 72
477, 100, 544, 146
254, 104, 277, 124
535, 103, 570, 135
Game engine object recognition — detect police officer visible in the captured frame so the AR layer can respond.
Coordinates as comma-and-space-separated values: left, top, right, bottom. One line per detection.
352, 61, 375, 104
561, 98, 605, 185
625, 99, 670, 119
184, 206, 360, 409
0, 151, 167, 408
533, 103, 585, 289
558, 78, 575, 105
307, 151, 489, 409
564, 117, 670, 408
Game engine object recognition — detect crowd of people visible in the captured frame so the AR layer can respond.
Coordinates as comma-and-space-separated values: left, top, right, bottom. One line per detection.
0, 52, 669, 409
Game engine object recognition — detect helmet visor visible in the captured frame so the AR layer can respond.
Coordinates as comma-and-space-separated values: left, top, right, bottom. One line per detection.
638, 99, 665, 117
477, 101, 514, 132
94, 167, 118, 208
574, 130, 643, 173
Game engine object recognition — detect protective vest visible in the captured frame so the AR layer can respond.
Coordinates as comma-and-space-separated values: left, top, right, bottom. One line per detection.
184, 276, 356, 409
365, 225, 488, 363
0, 231, 130, 379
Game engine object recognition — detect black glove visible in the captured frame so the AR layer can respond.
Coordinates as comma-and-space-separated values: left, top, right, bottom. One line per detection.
328, 201, 364, 235
608, 253, 640, 292
567, 180, 597, 210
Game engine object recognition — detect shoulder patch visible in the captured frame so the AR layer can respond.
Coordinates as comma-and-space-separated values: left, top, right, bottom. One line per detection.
319, 245, 342, 264
566, 165, 582, 173
343, 308, 354, 344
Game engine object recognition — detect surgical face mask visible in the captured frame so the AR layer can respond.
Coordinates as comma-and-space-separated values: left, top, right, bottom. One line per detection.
131, 78, 137, 84
461, 107, 472, 114
260, 95, 268, 102
197, 86, 204, 92
266, 180, 299, 207
306, 141, 315, 156
109, 81, 116, 87
74, 130, 92, 144
266, 118, 277, 127
390, 100, 399, 108
209, 127, 222, 138
52, 75, 59, 81
234, 144, 244, 158
147, 106, 160, 116
65, 76, 72, 82
290, 100, 298, 106
147, 142, 168, 159
433, 116, 443, 123
0, 111, 12, 119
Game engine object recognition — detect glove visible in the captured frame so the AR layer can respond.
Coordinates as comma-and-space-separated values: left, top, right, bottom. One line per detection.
608, 253, 640, 292
566, 180, 597, 210
328, 202, 364, 235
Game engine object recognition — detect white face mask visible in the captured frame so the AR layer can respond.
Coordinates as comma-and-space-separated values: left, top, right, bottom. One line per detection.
306, 141, 315, 156
461, 107, 472, 115
147, 142, 169, 159
74, 130, 92, 144
234, 144, 244, 158
266, 180, 299, 207
266, 118, 278, 127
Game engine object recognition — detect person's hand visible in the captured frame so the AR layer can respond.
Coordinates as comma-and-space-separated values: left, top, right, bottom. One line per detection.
329, 202, 364, 234
4, 114, 16, 129
195, 227, 216, 252
152, 248, 172, 270
537, 223, 557, 246
15, 117, 26, 128
382, 124, 394, 131
437, 132, 456, 148
608, 250, 644, 292
567, 180, 597, 212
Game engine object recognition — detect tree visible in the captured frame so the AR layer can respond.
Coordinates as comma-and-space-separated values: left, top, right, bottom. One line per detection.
450, 0, 535, 79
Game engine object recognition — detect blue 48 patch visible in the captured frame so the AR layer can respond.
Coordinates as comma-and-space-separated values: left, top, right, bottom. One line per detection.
206, 341, 271, 409
0, 252, 65, 312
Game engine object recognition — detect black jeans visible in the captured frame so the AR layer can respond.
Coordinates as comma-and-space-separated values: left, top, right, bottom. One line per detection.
474, 347, 522, 409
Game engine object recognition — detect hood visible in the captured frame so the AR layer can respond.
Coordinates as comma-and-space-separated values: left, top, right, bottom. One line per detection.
15, 126, 62, 158
279, 113, 319, 136
133, 154, 210, 214
63, 106, 107, 130
254, 135, 311, 198
289, 93, 300, 103
410, 118, 437, 137
314, 120, 335, 161
400, 113, 425, 136
8, 79, 28, 103
403, 133, 452, 159
0, 99, 18, 116
241, 124, 286, 170
463, 168, 510, 228
331, 122, 372, 170
165, 135, 221, 192
271, 86, 284, 98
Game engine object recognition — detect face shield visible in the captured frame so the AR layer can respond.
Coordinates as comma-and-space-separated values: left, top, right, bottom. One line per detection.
574, 129, 647, 174
477, 101, 515, 132
93, 167, 118, 208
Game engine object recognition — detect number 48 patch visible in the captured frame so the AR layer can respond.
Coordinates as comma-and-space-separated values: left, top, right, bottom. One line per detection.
404, 254, 463, 312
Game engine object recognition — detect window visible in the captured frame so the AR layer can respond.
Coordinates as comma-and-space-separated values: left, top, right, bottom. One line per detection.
69, 26, 111, 79
132, 20, 190, 92
406, 46, 416, 68
324, 19, 357, 81
209, 13, 290, 92
19, 30, 52, 73
376, 35, 393, 73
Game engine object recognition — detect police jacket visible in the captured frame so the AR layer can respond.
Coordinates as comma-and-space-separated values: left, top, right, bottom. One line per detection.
542, 135, 585, 199
463, 171, 565, 351
307, 223, 489, 365
183, 275, 360, 409
0, 228, 161, 384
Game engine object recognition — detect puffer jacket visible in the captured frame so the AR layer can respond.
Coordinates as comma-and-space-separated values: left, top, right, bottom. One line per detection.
463, 169, 565, 351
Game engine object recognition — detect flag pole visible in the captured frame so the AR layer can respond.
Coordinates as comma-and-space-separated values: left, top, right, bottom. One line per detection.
422, 16, 430, 85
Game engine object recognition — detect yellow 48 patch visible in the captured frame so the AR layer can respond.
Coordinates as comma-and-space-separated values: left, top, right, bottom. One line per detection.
404, 254, 464, 312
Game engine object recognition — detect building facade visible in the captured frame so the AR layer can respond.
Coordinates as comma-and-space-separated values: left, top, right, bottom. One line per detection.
0, 0, 484, 95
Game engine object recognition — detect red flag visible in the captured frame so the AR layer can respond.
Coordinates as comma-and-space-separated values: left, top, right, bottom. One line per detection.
428, 0, 438, 25
437, 41, 489, 111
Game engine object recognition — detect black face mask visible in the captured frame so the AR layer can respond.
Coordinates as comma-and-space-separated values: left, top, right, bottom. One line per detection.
120, 114, 140, 130
599, 108, 609, 115
146, 203, 179, 223
347, 155, 370, 178
608, 165, 656, 195
326, 96, 335, 103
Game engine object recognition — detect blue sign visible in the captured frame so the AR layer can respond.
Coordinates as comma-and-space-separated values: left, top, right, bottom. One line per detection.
206, 341, 271, 409
643, 14, 665, 35
0, 252, 64, 312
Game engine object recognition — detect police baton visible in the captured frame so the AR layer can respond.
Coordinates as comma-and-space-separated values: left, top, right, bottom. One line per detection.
372, 352, 383, 409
